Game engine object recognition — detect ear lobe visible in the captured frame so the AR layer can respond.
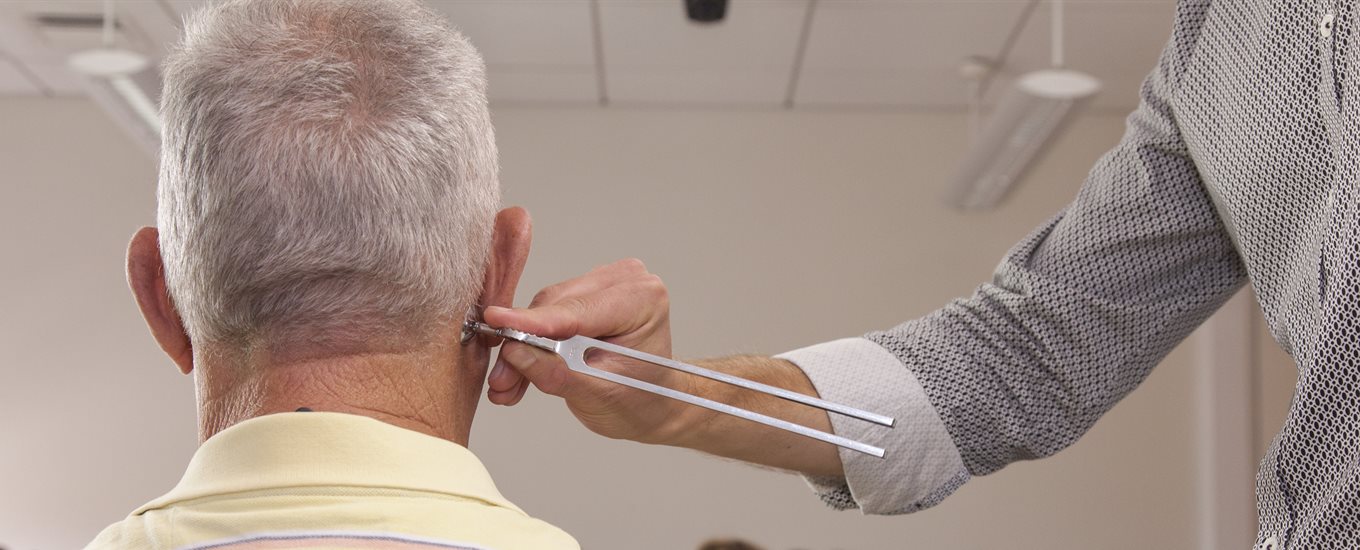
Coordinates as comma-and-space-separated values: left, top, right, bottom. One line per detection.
478, 206, 533, 317
127, 227, 194, 374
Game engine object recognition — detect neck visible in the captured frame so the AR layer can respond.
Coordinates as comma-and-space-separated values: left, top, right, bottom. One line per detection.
193, 338, 487, 446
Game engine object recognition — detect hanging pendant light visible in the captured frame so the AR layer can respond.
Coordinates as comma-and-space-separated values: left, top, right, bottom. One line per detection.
66, 0, 161, 142
945, 0, 1101, 211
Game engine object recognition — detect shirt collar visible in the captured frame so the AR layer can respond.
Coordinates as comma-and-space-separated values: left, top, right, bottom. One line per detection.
134, 411, 521, 516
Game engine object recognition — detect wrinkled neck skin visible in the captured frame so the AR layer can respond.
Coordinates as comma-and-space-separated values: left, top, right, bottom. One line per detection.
193, 332, 489, 447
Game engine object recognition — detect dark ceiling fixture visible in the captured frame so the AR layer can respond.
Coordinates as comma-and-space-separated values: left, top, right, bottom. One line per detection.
685, 0, 727, 23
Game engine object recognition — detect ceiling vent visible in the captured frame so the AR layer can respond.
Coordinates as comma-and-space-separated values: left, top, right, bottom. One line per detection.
30, 10, 151, 54
23, 1, 163, 157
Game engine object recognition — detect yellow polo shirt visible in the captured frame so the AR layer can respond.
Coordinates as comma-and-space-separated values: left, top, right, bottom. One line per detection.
85, 412, 578, 550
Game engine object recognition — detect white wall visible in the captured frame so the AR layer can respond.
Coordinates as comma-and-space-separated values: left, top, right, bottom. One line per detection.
0, 98, 1294, 550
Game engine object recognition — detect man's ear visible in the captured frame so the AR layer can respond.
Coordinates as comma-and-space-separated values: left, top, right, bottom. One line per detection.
478, 207, 533, 312
127, 227, 194, 374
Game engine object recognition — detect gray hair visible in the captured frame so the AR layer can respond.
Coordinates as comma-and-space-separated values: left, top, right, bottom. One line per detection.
158, 0, 498, 351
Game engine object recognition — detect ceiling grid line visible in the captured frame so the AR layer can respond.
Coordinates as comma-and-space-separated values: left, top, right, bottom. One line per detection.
0, 0, 1177, 111
589, 0, 608, 106
154, 0, 182, 29
0, 49, 53, 98
979, 0, 1042, 99
782, 0, 817, 109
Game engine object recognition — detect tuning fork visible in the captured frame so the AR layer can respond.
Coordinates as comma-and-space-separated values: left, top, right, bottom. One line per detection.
464, 321, 894, 457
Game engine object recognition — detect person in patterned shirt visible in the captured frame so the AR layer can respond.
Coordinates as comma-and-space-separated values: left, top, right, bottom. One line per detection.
487, 3, 1360, 548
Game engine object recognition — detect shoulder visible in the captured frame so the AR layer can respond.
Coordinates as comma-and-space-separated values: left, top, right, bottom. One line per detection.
440, 504, 581, 550
83, 520, 147, 550
1163, 0, 1216, 80
505, 516, 580, 550
373, 496, 581, 550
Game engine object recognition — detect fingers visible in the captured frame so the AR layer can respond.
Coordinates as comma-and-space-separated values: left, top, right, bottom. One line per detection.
487, 376, 529, 406
496, 341, 573, 397
482, 258, 655, 337
478, 259, 649, 342
505, 377, 530, 405
481, 256, 671, 410
487, 357, 522, 392
483, 275, 667, 339
487, 357, 532, 406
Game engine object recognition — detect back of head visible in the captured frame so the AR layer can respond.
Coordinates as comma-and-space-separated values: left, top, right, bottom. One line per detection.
158, 0, 497, 355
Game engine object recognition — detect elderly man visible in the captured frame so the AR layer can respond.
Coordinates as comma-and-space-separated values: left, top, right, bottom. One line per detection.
85, 0, 577, 548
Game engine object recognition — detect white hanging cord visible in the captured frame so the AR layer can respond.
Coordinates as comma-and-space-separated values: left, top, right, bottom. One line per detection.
967, 78, 982, 139
1050, 0, 1064, 68
957, 56, 991, 141
102, 0, 115, 48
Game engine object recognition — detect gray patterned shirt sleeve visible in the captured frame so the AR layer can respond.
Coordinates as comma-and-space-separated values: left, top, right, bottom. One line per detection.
783, 0, 1247, 512
774, 1, 1360, 544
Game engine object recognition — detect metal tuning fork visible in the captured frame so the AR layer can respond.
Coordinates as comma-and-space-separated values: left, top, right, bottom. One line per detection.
464, 321, 894, 458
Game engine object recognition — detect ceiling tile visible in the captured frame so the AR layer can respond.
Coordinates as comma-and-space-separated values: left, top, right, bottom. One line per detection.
171, 0, 595, 67
170, 0, 597, 71
796, 1, 1175, 110
12, 62, 85, 96
0, 1, 180, 52
600, 0, 807, 69
797, 70, 975, 109
432, 1, 598, 104
815, 0, 1173, 3
600, 0, 808, 104
0, 54, 41, 96
802, 2, 1026, 73
429, 1, 594, 68
0, 0, 1180, 109
487, 68, 598, 104
795, 1, 1026, 108
167, 0, 205, 18
609, 69, 789, 105
174, 1, 597, 68
0, 0, 180, 95
166, 1, 600, 104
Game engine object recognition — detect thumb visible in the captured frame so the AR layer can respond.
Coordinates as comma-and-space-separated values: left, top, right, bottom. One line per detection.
483, 302, 588, 339
484, 279, 660, 339
498, 341, 573, 397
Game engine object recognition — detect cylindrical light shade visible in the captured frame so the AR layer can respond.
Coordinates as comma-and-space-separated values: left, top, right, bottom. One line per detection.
68, 47, 149, 77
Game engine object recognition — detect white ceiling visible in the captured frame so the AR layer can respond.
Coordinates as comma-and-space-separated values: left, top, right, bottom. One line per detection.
0, 0, 1176, 110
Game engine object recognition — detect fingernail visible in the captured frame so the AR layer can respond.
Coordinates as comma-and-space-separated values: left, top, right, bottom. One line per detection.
485, 306, 511, 316
489, 359, 507, 383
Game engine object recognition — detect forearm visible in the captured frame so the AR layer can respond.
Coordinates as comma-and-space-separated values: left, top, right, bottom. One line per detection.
660, 355, 844, 478
487, 266, 969, 513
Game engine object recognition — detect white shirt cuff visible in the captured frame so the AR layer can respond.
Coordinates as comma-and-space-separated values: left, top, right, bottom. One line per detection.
776, 337, 970, 514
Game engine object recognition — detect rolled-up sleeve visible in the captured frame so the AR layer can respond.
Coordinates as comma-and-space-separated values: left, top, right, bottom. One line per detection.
781, 1, 1247, 514
777, 338, 970, 514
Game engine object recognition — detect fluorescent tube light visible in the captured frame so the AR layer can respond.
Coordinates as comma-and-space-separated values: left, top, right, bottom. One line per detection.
945, 69, 1100, 211
67, 47, 162, 156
